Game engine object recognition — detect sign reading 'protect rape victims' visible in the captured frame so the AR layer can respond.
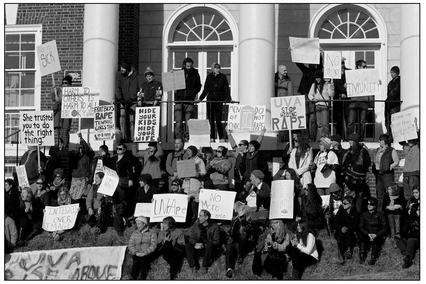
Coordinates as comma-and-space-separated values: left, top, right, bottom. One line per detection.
270, 95, 306, 131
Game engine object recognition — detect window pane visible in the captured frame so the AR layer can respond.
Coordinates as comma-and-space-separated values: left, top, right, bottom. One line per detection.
183, 14, 196, 29
6, 52, 20, 69
219, 30, 233, 41
21, 52, 35, 69
21, 72, 35, 88
5, 72, 20, 89
5, 34, 19, 51
173, 32, 187, 42
220, 52, 231, 67
174, 52, 185, 69
187, 52, 198, 68
5, 89, 19, 107
21, 90, 35, 106
207, 51, 218, 67
337, 9, 348, 23
21, 34, 35, 51
366, 29, 379, 39
366, 51, 375, 66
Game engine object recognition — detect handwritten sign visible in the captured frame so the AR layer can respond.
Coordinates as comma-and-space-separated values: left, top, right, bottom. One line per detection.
187, 119, 210, 148
269, 180, 294, 219
5, 246, 127, 280
42, 204, 79, 232
97, 167, 119, 197
61, 87, 99, 118
228, 105, 266, 131
15, 165, 30, 189
134, 107, 159, 142
289, 37, 320, 64
177, 159, 196, 178
324, 51, 342, 79
20, 111, 54, 146
162, 70, 186, 92
271, 95, 306, 131
134, 203, 152, 218
198, 189, 236, 220
346, 69, 380, 97
391, 110, 418, 142
64, 70, 82, 86
36, 40, 61, 76
150, 194, 188, 223
94, 105, 115, 141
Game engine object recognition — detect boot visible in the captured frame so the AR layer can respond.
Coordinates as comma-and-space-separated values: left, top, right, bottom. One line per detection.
402, 256, 413, 269
16, 228, 26, 247
359, 243, 366, 264
292, 268, 300, 280
24, 229, 40, 243
368, 244, 378, 265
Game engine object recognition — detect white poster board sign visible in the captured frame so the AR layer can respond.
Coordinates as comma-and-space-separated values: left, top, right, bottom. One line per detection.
187, 119, 210, 148
162, 70, 186, 92
198, 189, 237, 220
289, 37, 320, 64
42, 204, 80, 232
20, 111, 55, 146
346, 69, 380, 97
134, 203, 152, 218
61, 87, 99, 118
36, 40, 61, 76
150, 194, 188, 223
321, 195, 331, 208
271, 95, 306, 131
134, 106, 160, 142
269, 180, 294, 219
15, 165, 30, 189
391, 110, 418, 142
227, 105, 266, 131
177, 159, 196, 178
97, 167, 119, 197
94, 105, 115, 141
324, 51, 342, 79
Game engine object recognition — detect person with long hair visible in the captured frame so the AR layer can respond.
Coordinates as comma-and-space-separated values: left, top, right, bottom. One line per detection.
397, 203, 420, 269
50, 187, 73, 241
287, 133, 313, 192
16, 187, 44, 246
47, 168, 70, 206
283, 168, 304, 218
242, 140, 269, 187
311, 137, 339, 195
406, 185, 419, 213
5, 179, 20, 227
303, 184, 325, 232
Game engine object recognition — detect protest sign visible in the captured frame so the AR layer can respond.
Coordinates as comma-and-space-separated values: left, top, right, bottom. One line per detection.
61, 87, 99, 118
150, 194, 188, 223
270, 180, 294, 219
177, 159, 196, 178
97, 167, 119, 197
272, 157, 285, 180
94, 105, 115, 141
15, 165, 30, 188
391, 110, 418, 142
187, 119, 210, 148
42, 204, 80, 232
289, 37, 320, 64
134, 203, 152, 218
5, 246, 127, 280
346, 69, 380, 97
20, 111, 54, 146
324, 51, 342, 79
162, 70, 186, 92
321, 195, 330, 208
183, 178, 201, 196
64, 70, 82, 86
271, 95, 306, 131
134, 106, 160, 142
227, 105, 266, 131
198, 189, 236, 220
36, 40, 61, 76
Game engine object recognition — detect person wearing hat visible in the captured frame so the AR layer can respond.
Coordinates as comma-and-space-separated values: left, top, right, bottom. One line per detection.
385, 66, 401, 139
196, 62, 232, 143
359, 197, 387, 265
129, 215, 157, 280
169, 178, 184, 194
311, 137, 339, 195
206, 146, 232, 190
242, 140, 269, 189
138, 67, 163, 107
135, 173, 158, 204
308, 69, 335, 141
327, 183, 345, 229
248, 169, 271, 211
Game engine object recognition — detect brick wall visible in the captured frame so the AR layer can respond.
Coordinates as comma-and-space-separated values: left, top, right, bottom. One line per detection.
118, 4, 140, 71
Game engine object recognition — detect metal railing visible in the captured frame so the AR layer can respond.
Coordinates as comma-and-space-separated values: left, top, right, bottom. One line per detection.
5, 130, 21, 165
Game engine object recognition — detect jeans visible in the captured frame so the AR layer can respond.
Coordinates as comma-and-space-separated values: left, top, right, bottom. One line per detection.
385, 106, 400, 140
333, 100, 345, 137
387, 214, 401, 238
403, 175, 420, 200
131, 254, 152, 280
375, 173, 394, 212
185, 241, 217, 268
346, 102, 368, 139
207, 102, 224, 140
161, 242, 185, 279
315, 104, 329, 140
336, 230, 356, 256
174, 103, 194, 139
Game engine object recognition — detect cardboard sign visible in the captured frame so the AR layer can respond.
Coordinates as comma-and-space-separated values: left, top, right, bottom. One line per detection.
97, 167, 119, 197
271, 95, 306, 131
227, 105, 266, 131
20, 111, 55, 146
5, 246, 127, 280
346, 69, 380, 97
198, 189, 236, 220
134, 106, 160, 142
61, 87, 99, 118
36, 40, 61, 76
324, 51, 342, 79
94, 105, 115, 141
187, 119, 210, 148
64, 70, 82, 86
269, 180, 294, 219
15, 165, 30, 189
177, 159, 197, 178
391, 110, 418, 142
289, 37, 320, 64
134, 203, 152, 218
162, 70, 186, 92
321, 195, 330, 208
150, 194, 188, 223
42, 204, 80, 232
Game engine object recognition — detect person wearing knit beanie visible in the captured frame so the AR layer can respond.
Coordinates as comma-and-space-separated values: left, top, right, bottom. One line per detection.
314, 70, 323, 78
320, 137, 332, 150
144, 67, 154, 77
120, 62, 132, 72
139, 66, 163, 107
330, 134, 342, 144
187, 145, 198, 157
251, 170, 265, 180
135, 215, 148, 225
249, 140, 261, 151
348, 133, 360, 144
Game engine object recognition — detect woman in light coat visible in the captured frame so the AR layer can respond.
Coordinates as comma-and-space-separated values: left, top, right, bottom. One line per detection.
288, 133, 313, 190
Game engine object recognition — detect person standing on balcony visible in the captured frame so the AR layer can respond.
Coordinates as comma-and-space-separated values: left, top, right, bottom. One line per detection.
51, 75, 73, 147
333, 58, 350, 139
275, 65, 294, 97
137, 67, 163, 107
385, 66, 401, 141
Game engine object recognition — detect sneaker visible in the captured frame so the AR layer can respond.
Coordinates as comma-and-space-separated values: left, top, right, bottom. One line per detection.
210, 138, 216, 142
226, 268, 233, 278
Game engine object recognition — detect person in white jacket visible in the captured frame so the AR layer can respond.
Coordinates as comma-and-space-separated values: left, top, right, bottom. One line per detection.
311, 137, 339, 195
287, 133, 313, 191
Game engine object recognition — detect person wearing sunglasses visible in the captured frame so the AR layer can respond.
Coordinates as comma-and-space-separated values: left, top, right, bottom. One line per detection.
207, 146, 232, 190
51, 75, 73, 147
47, 168, 70, 207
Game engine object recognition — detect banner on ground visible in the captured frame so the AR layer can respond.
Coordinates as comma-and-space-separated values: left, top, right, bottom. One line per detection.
97, 167, 119, 197
271, 95, 306, 131
177, 159, 196, 178
5, 246, 127, 280
94, 105, 115, 141
15, 165, 30, 189
150, 194, 188, 223
391, 110, 418, 142
42, 204, 80, 232
61, 87, 99, 118
20, 111, 55, 146
227, 105, 266, 131
198, 189, 236, 220
345, 69, 380, 97
36, 40, 61, 76
289, 37, 320, 64
134, 203, 152, 218
324, 51, 342, 79
270, 180, 294, 219
134, 106, 160, 142
187, 119, 210, 148
162, 70, 186, 92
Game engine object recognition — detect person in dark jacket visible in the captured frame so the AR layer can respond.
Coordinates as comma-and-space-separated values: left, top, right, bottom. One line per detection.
51, 75, 73, 147
396, 203, 419, 269
332, 57, 350, 138
242, 140, 269, 187
330, 134, 346, 187
174, 57, 202, 140
138, 67, 163, 107
245, 170, 271, 211
134, 174, 158, 204
5, 179, 21, 227
385, 66, 401, 140
89, 145, 111, 184
18, 146, 47, 193
303, 183, 325, 233
43, 146, 61, 184
46, 168, 71, 207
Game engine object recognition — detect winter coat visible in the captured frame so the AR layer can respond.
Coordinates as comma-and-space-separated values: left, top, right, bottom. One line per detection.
140, 79, 163, 103
208, 156, 232, 186
333, 207, 360, 234
19, 150, 47, 184
308, 81, 335, 107
199, 72, 231, 102
166, 149, 188, 176
157, 228, 185, 251
288, 148, 313, 189
359, 210, 387, 237
175, 68, 202, 101
275, 72, 293, 97
188, 221, 220, 246
128, 227, 157, 256
71, 139, 90, 179
116, 67, 140, 104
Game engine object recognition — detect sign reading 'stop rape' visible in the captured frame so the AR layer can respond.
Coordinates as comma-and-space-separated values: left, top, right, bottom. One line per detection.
270, 95, 306, 131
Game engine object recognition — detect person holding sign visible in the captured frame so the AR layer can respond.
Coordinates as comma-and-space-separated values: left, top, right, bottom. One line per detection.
46, 168, 70, 207
18, 146, 47, 194
137, 67, 163, 107
287, 133, 313, 193
89, 145, 111, 184
51, 75, 73, 147
166, 138, 189, 190
170, 178, 184, 194
185, 146, 206, 223
246, 170, 271, 211
400, 120, 419, 201
109, 143, 133, 210
48, 187, 73, 242
385, 66, 401, 140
